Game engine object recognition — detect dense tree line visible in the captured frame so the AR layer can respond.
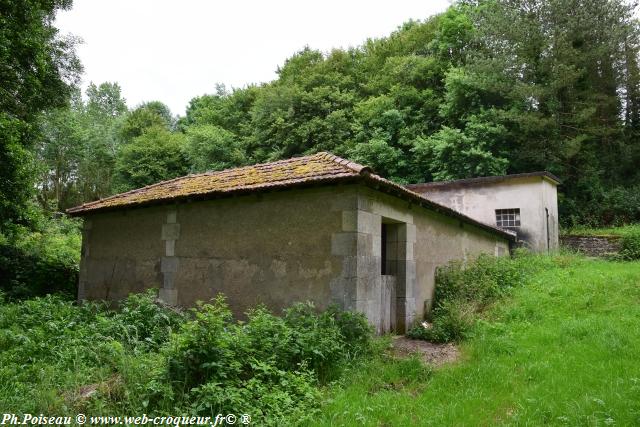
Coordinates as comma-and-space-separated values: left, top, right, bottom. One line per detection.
7, 0, 640, 230
0, 0, 81, 233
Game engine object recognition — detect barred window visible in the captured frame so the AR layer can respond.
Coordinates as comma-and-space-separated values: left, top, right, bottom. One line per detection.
496, 208, 521, 228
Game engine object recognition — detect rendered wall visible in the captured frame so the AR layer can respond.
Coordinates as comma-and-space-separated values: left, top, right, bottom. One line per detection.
338, 187, 510, 331
79, 186, 346, 317
78, 183, 509, 333
542, 179, 560, 250
416, 177, 558, 252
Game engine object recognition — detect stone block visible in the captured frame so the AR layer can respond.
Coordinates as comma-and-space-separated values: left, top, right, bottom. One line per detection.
166, 210, 177, 224
359, 211, 381, 235
163, 271, 175, 289
355, 195, 373, 213
330, 276, 357, 309
396, 242, 415, 261
396, 223, 417, 243
372, 234, 381, 257
342, 210, 380, 235
341, 256, 381, 281
369, 198, 414, 224
161, 256, 179, 273
165, 240, 175, 256
354, 299, 373, 321
341, 211, 358, 232
161, 223, 180, 241
395, 297, 416, 333
362, 275, 382, 302
331, 232, 372, 256
158, 288, 178, 305
340, 256, 357, 278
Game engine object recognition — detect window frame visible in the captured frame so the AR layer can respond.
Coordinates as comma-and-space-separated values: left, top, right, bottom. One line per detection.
495, 208, 521, 228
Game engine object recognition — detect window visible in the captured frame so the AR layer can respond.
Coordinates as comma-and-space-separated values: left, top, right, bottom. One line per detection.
496, 208, 521, 228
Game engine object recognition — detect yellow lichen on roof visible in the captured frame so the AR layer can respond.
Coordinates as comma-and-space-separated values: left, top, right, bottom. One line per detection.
67, 152, 366, 215
66, 151, 515, 240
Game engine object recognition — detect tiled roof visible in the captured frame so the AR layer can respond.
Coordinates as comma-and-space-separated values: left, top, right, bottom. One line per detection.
67, 153, 366, 215
67, 152, 515, 240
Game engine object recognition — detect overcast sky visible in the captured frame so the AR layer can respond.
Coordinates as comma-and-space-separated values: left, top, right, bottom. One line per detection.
56, 0, 451, 115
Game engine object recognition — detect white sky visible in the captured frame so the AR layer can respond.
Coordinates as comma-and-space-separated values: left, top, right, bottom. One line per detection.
56, 0, 451, 115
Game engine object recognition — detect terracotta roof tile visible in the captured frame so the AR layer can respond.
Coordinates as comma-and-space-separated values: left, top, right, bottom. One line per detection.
67, 152, 514, 240
67, 152, 368, 215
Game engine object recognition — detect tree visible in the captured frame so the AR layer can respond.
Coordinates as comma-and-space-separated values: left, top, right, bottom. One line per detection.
113, 127, 189, 191
36, 82, 128, 211
348, 139, 407, 182
0, 0, 81, 231
412, 126, 508, 181
80, 82, 128, 201
456, 0, 640, 223
185, 125, 246, 173
120, 101, 174, 142
36, 93, 85, 211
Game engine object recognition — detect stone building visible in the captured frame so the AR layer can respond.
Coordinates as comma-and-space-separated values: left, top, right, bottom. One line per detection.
407, 172, 560, 252
68, 153, 513, 333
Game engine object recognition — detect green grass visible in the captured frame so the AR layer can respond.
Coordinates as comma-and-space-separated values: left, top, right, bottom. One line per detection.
562, 223, 640, 237
314, 257, 640, 426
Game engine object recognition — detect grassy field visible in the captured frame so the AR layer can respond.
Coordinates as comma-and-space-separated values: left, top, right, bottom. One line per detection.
314, 256, 640, 426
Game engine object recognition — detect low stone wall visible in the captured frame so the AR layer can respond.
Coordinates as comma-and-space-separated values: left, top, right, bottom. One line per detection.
560, 235, 622, 257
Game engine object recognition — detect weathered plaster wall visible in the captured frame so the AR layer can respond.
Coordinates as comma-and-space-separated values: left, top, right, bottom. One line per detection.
542, 179, 560, 251
78, 183, 509, 333
416, 177, 558, 252
412, 207, 510, 321
350, 187, 510, 329
79, 186, 347, 317
78, 207, 165, 301
173, 187, 346, 316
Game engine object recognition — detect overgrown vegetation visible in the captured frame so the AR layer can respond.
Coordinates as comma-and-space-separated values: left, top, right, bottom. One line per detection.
407, 251, 551, 342
0, 214, 81, 299
620, 233, 640, 260
0, 291, 372, 425
316, 255, 640, 425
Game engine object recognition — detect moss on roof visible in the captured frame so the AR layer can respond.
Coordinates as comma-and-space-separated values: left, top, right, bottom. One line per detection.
67, 153, 367, 215
67, 152, 514, 240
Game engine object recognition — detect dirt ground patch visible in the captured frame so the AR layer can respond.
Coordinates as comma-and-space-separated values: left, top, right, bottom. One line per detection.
390, 336, 459, 366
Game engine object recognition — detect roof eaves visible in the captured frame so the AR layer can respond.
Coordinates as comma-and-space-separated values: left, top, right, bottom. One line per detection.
66, 173, 364, 217
67, 152, 371, 216
406, 171, 562, 191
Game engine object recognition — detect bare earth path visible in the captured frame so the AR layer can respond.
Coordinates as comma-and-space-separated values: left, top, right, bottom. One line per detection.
390, 336, 459, 366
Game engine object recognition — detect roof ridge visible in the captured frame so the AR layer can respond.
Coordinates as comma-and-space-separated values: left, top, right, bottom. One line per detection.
198, 153, 320, 176
315, 152, 371, 174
